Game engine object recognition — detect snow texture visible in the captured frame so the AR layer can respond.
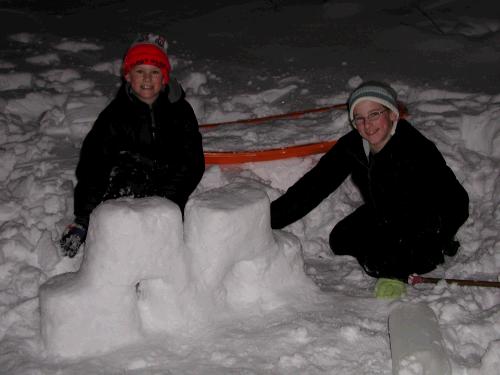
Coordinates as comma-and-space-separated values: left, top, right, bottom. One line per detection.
40, 185, 316, 358
389, 303, 451, 375
0, 0, 499, 374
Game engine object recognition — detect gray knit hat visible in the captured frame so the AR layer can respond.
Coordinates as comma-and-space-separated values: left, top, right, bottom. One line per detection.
348, 81, 398, 121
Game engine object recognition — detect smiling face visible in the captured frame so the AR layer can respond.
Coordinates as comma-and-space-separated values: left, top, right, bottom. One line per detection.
125, 64, 164, 105
352, 100, 398, 153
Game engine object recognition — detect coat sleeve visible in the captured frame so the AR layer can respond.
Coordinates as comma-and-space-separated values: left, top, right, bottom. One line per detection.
161, 98, 205, 210
73, 113, 116, 227
270, 136, 354, 229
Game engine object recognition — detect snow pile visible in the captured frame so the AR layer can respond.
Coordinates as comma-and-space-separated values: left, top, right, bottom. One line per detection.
53, 40, 102, 53
25, 53, 61, 66
40, 96, 109, 138
460, 103, 500, 158
40, 184, 317, 358
0, 73, 32, 91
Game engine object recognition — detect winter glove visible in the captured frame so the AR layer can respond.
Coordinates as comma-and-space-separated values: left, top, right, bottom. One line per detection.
60, 223, 87, 258
374, 278, 406, 299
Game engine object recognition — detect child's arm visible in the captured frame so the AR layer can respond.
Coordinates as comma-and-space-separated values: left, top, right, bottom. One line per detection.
161, 98, 205, 210
73, 116, 115, 227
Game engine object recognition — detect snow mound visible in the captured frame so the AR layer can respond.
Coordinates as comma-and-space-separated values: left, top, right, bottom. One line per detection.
0, 73, 32, 91
39, 183, 318, 358
40, 96, 109, 138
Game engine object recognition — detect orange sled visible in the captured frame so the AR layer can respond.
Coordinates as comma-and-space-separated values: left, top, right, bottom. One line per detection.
203, 102, 408, 165
205, 140, 337, 165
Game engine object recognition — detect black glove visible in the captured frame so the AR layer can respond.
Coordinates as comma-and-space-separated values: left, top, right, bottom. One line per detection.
60, 223, 87, 258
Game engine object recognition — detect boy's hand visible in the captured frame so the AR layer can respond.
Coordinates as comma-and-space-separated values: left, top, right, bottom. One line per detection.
60, 223, 87, 258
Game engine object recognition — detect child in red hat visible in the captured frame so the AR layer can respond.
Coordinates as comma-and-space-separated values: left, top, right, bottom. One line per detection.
122, 33, 171, 103
60, 33, 205, 258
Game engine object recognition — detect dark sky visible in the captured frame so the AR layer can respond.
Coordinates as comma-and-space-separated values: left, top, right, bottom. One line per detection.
1, 0, 500, 94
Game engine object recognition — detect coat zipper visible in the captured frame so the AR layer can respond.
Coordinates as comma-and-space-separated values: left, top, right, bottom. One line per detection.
149, 105, 160, 169
150, 106, 157, 142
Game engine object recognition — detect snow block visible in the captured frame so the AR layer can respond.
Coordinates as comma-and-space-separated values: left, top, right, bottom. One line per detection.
136, 276, 202, 335
183, 182, 316, 310
79, 197, 184, 287
388, 303, 451, 375
40, 198, 184, 358
184, 183, 275, 290
40, 183, 316, 358
136, 183, 316, 333
39, 273, 142, 358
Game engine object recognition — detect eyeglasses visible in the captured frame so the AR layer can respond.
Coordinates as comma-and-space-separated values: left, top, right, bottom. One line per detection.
351, 108, 388, 127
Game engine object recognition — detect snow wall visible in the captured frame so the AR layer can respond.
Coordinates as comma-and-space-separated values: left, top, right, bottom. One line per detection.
39, 182, 318, 358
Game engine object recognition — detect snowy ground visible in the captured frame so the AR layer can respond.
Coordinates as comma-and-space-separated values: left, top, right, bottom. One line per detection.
0, 0, 499, 374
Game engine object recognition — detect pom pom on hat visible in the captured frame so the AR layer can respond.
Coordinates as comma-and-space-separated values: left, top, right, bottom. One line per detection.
348, 81, 399, 121
123, 33, 171, 85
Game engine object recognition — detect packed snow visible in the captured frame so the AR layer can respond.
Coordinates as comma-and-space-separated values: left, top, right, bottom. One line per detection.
0, 0, 499, 374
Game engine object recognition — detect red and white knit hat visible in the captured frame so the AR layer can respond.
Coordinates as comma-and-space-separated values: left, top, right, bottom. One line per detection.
122, 33, 171, 84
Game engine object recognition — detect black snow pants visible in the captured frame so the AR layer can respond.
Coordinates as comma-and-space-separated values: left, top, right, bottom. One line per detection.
328, 204, 455, 281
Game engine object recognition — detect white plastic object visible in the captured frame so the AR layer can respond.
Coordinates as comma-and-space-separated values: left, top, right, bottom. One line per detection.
388, 303, 451, 375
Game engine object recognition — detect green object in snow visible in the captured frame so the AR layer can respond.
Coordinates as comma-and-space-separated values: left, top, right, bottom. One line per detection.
375, 278, 406, 299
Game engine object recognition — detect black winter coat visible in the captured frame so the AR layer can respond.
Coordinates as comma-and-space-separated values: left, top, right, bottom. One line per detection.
271, 120, 469, 242
73, 83, 205, 226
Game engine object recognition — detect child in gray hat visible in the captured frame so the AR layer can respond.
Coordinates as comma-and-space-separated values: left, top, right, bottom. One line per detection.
271, 81, 469, 298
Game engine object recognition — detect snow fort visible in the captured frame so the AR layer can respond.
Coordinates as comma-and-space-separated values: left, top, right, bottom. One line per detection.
39, 182, 318, 358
